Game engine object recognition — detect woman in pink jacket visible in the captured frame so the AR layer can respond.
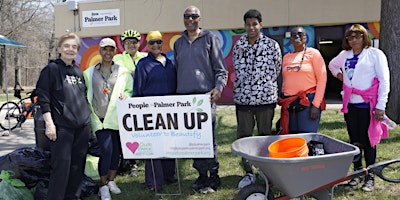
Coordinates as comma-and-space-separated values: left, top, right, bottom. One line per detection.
329, 24, 390, 192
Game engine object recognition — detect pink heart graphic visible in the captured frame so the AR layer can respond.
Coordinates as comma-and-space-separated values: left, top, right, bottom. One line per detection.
126, 142, 139, 154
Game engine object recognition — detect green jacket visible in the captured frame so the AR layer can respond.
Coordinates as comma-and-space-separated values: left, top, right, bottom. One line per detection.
83, 64, 133, 134
113, 51, 148, 73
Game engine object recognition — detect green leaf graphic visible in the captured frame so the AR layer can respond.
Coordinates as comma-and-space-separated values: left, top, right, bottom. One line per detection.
197, 99, 203, 106
192, 97, 197, 104
196, 108, 203, 112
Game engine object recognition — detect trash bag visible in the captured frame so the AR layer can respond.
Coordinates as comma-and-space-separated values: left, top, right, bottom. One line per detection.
307, 140, 325, 156
0, 170, 34, 200
0, 147, 51, 188
33, 180, 48, 200
84, 155, 99, 180
80, 174, 99, 198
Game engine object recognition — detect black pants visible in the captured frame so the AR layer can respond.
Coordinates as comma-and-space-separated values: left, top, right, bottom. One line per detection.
344, 106, 376, 170
47, 124, 91, 200
193, 103, 219, 175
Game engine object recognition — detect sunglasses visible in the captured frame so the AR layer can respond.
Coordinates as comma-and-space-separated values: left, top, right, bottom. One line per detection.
148, 40, 162, 45
291, 32, 305, 38
346, 34, 363, 41
287, 65, 301, 72
183, 13, 200, 19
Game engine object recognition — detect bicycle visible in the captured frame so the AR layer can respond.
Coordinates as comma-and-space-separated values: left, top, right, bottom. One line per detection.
0, 87, 36, 131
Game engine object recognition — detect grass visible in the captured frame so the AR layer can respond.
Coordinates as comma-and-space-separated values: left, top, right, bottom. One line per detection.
84, 107, 400, 200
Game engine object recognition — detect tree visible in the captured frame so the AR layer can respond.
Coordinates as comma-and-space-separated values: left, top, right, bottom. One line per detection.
380, 0, 400, 123
0, 0, 56, 91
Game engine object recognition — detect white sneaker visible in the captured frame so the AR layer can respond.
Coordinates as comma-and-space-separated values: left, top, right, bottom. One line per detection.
107, 181, 121, 194
238, 173, 256, 189
99, 185, 111, 200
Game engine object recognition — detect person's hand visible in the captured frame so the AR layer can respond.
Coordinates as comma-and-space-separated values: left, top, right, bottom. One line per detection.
310, 105, 320, 120
45, 123, 57, 141
207, 88, 221, 104
43, 112, 56, 141
373, 108, 385, 121
336, 73, 343, 82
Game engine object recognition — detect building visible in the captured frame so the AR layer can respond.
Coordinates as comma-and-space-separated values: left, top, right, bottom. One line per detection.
55, 0, 381, 103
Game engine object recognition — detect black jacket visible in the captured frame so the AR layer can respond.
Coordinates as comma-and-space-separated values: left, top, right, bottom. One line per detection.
36, 59, 91, 128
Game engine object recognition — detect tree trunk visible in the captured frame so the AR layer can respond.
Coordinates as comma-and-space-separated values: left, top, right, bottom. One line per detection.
380, 0, 400, 123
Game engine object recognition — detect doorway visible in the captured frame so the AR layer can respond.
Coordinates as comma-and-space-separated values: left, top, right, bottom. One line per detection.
315, 25, 345, 103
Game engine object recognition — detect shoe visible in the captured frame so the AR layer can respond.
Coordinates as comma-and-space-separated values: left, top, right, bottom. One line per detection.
99, 185, 111, 200
238, 173, 256, 189
362, 173, 375, 192
199, 186, 216, 194
348, 177, 361, 187
164, 177, 178, 184
107, 181, 121, 194
209, 174, 221, 191
129, 164, 139, 177
147, 185, 163, 193
192, 174, 208, 191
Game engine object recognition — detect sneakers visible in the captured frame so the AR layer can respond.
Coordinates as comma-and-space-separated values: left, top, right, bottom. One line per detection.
192, 174, 208, 191
99, 185, 111, 200
147, 185, 163, 193
362, 173, 375, 192
209, 174, 221, 191
348, 176, 362, 187
107, 181, 121, 194
238, 173, 256, 189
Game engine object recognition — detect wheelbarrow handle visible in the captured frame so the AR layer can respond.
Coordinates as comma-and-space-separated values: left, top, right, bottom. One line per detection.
367, 159, 400, 183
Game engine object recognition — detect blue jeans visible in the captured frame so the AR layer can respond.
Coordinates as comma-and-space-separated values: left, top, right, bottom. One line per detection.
289, 93, 321, 133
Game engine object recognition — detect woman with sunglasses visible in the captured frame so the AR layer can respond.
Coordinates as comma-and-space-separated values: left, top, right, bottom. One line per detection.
278, 26, 327, 134
133, 31, 177, 193
329, 24, 390, 192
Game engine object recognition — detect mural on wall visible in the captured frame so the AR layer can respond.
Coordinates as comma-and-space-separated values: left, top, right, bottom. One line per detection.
76, 23, 379, 104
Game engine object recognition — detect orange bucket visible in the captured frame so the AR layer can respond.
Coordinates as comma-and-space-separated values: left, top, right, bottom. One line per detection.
268, 137, 309, 158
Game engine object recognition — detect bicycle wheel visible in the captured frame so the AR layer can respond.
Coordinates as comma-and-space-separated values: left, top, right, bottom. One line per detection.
0, 102, 21, 130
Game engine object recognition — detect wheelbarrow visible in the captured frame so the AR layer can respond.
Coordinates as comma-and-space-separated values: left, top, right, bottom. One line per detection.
231, 133, 400, 200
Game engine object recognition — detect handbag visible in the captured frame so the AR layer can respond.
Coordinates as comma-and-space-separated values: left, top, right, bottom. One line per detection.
287, 98, 306, 113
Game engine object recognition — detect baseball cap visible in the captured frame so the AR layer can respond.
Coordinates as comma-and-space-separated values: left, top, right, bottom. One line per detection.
146, 31, 162, 42
99, 38, 116, 48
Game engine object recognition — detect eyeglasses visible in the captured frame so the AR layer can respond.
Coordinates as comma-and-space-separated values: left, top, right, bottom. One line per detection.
287, 47, 307, 72
287, 65, 301, 72
148, 40, 162, 45
124, 40, 138, 45
291, 32, 305, 38
183, 13, 200, 20
346, 34, 363, 41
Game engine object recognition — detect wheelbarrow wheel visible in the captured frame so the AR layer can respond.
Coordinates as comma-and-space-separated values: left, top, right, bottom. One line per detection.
235, 183, 274, 200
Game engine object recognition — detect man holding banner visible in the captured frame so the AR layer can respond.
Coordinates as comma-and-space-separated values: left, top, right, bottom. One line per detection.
173, 5, 228, 193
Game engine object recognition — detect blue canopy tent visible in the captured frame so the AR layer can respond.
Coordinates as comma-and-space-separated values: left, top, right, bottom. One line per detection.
0, 35, 27, 134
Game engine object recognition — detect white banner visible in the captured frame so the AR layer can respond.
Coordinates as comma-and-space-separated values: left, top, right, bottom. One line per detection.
82, 9, 120, 27
117, 94, 214, 159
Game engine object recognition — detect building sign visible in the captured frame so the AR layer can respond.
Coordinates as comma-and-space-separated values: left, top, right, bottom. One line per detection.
117, 94, 214, 159
82, 9, 120, 27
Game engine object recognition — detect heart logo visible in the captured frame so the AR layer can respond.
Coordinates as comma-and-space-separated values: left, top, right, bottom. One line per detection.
126, 142, 139, 154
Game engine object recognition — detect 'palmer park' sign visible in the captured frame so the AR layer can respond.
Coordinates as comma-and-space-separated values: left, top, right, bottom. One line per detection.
117, 94, 214, 159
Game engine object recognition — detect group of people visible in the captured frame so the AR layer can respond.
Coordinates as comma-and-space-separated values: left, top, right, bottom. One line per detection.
34, 5, 390, 200
233, 9, 390, 194
35, 5, 227, 200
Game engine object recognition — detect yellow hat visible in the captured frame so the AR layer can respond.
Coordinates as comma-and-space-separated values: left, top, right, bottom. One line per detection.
146, 31, 162, 42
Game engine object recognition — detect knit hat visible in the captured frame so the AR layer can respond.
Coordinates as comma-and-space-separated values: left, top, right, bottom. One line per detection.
146, 31, 162, 42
